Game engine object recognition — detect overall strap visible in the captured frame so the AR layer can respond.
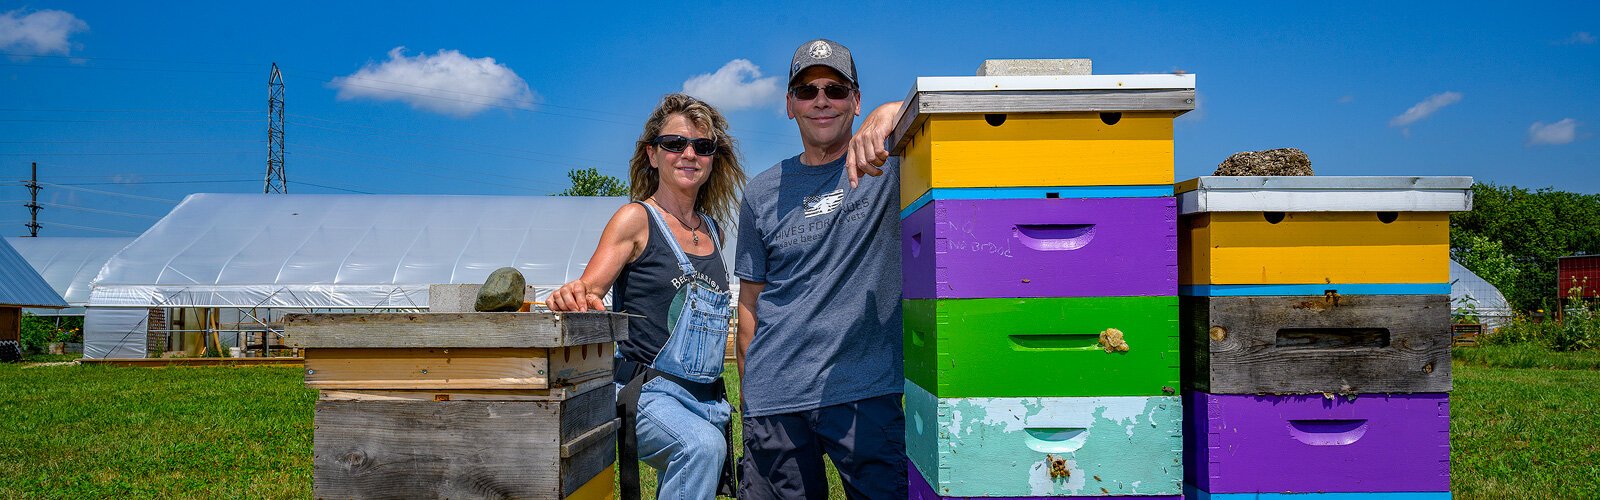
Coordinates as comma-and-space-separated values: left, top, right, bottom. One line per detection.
637, 200, 700, 276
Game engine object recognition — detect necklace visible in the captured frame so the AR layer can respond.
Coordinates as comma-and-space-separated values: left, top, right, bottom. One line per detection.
650, 197, 702, 245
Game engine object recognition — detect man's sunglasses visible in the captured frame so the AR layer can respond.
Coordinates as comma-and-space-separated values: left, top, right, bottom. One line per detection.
650, 135, 718, 156
789, 83, 855, 101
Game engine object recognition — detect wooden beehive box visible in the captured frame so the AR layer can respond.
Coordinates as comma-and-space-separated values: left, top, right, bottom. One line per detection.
284, 311, 627, 499
905, 381, 1183, 498
1176, 176, 1473, 291
1181, 294, 1452, 394
904, 296, 1178, 398
888, 74, 1197, 211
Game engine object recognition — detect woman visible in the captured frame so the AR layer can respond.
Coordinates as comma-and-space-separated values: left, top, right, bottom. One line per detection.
548, 93, 745, 498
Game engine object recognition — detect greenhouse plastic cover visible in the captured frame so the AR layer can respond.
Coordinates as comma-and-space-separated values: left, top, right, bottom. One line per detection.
7, 236, 133, 315
1450, 259, 1513, 329
88, 193, 630, 309
0, 237, 67, 309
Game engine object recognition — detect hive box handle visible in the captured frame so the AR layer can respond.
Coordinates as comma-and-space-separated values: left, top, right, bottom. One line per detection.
1008, 333, 1100, 351
1024, 427, 1088, 453
909, 328, 928, 348
1014, 224, 1096, 251
1275, 328, 1391, 349
1287, 419, 1368, 446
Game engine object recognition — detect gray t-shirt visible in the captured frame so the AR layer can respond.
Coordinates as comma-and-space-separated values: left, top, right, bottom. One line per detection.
735, 153, 903, 417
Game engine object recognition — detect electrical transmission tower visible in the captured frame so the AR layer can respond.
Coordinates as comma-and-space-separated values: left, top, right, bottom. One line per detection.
265, 63, 287, 193
24, 162, 41, 236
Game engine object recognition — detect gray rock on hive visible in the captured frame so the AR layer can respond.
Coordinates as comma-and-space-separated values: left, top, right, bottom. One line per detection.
474, 267, 527, 312
1214, 148, 1314, 176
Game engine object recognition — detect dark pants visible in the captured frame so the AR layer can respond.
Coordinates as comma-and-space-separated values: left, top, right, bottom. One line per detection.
738, 393, 908, 500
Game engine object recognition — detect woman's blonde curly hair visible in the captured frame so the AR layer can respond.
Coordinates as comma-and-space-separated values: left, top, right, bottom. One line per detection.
628, 93, 746, 228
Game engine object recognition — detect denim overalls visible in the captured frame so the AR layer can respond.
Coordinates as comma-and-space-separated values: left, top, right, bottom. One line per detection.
618, 202, 735, 499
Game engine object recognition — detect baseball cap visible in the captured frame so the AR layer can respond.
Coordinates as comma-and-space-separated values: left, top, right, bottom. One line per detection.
788, 39, 857, 87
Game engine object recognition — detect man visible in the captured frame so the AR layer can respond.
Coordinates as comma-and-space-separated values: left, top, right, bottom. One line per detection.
733, 38, 907, 499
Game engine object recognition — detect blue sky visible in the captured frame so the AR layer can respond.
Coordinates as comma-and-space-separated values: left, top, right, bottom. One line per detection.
1, 1, 1595, 237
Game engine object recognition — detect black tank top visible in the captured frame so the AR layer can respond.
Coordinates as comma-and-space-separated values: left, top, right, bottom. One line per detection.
613, 202, 729, 366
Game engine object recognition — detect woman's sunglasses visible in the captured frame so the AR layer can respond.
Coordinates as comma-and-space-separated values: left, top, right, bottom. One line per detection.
789, 83, 855, 101
650, 135, 718, 156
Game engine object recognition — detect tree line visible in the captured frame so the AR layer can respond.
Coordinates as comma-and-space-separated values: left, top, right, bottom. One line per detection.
1451, 183, 1600, 312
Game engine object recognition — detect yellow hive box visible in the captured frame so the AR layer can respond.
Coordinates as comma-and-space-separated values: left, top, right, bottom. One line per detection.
899, 111, 1178, 208
889, 74, 1197, 209
1176, 176, 1473, 287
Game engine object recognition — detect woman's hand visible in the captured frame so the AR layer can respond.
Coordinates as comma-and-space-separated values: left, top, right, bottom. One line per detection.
548, 279, 607, 312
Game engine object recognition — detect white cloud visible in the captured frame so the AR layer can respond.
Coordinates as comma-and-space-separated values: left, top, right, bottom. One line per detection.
1389, 91, 1462, 128
1559, 32, 1596, 45
1528, 118, 1579, 146
0, 8, 89, 59
682, 59, 781, 111
1338, 95, 1355, 104
330, 47, 535, 118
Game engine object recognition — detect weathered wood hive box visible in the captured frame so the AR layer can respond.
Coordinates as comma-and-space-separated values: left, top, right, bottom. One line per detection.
1176, 176, 1469, 499
895, 62, 1192, 499
284, 311, 627, 499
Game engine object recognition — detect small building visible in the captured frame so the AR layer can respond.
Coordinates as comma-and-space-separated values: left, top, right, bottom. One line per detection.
0, 237, 69, 360
1557, 254, 1600, 318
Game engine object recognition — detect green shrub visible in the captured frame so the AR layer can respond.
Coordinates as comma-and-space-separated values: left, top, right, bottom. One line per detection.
18, 314, 81, 353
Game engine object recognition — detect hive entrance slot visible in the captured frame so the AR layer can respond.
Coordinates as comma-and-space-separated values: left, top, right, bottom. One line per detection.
1275, 328, 1390, 349
984, 113, 1007, 126
1009, 333, 1099, 350
1099, 112, 1122, 125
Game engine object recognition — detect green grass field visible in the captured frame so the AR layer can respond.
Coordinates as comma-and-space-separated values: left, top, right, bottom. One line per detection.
3, 356, 1597, 498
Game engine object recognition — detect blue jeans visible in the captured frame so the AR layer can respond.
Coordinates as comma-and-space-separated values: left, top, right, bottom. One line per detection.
635, 376, 732, 499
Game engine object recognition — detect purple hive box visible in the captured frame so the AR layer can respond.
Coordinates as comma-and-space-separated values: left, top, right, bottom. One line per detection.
910, 463, 1182, 500
1185, 391, 1451, 494
901, 197, 1177, 299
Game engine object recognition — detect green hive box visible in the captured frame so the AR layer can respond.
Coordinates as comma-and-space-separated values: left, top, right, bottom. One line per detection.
904, 296, 1179, 398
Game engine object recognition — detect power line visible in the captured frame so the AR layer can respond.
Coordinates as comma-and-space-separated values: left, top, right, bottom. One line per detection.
291, 121, 608, 168
34, 183, 180, 204
37, 202, 163, 220
292, 151, 555, 193
0, 151, 257, 157
295, 181, 372, 194
0, 62, 255, 75
41, 222, 141, 235
0, 140, 263, 145
50, 179, 257, 186
0, 108, 256, 114
0, 52, 260, 66
0, 118, 258, 124
294, 143, 562, 188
